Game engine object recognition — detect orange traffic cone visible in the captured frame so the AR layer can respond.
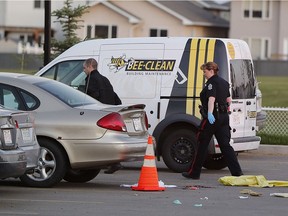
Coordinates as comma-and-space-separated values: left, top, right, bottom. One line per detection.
132, 135, 165, 191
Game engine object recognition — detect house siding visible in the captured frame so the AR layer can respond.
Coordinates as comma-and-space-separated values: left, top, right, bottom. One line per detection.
230, 0, 288, 60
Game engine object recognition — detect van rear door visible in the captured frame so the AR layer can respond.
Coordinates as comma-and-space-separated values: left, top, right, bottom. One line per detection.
230, 59, 257, 138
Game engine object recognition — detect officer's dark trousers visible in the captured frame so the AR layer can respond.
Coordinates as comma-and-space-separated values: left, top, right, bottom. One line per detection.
188, 113, 243, 177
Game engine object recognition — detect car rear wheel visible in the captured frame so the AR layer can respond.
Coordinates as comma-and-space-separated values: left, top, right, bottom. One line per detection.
20, 138, 68, 188
63, 169, 101, 183
161, 128, 197, 173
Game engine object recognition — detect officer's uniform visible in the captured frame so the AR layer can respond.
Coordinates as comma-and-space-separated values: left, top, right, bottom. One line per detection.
184, 74, 243, 179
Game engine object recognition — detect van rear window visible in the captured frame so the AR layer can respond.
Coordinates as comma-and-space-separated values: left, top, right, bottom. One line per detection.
230, 59, 256, 99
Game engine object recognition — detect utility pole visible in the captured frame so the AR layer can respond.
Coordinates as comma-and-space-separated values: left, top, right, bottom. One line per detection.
44, 0, 51, 66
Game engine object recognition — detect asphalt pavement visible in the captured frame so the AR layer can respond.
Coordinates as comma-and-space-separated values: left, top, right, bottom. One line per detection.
256, 144, 288, 155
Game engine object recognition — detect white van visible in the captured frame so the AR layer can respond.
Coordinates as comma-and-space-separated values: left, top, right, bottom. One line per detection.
36, 37, 264, 172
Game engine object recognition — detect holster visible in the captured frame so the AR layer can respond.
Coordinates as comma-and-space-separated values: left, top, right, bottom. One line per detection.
198, 105, 207, 119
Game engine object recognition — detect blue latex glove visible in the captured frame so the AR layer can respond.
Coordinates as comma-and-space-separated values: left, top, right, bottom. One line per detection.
208, 112, 215, 124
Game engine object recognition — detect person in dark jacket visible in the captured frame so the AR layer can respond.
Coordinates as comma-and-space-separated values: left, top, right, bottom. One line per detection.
83, 58, 122, 174
83, 58, 121, 105
182, 62, 243, 180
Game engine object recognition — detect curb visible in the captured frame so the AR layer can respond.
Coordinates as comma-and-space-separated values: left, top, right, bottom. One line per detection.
255, 144, 288, 155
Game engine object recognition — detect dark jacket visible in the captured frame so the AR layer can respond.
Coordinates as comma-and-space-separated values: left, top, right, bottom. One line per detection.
85, 70, 121, 105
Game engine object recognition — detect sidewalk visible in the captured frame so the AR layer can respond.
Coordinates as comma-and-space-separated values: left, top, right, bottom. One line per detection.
255, 144, 288, 155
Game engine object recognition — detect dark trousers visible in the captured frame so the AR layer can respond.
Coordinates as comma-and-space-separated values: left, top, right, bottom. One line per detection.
188, 113, 242, 176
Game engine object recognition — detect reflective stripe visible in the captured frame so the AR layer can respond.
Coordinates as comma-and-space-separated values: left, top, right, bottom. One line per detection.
143, 158, 156, 167
145, 144, 154, 156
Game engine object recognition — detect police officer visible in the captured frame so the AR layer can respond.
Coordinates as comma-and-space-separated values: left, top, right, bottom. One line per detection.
182, 62, 243, 179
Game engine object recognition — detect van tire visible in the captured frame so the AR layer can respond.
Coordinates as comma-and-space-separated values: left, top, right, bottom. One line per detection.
161, 129, 197, 173
203, 153, 227, 170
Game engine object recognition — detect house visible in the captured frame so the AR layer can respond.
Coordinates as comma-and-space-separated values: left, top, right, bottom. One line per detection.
0, 0, 229, 55
229, 0, 288, 60
77, 0, 229, 39
0, 0, 46, 54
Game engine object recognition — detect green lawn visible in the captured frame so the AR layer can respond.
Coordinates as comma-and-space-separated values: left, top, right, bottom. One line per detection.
257, 76, 288, 145
257, 76, 288, 107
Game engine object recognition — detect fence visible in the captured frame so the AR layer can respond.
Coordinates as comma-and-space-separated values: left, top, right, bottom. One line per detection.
260, 107, 288, 136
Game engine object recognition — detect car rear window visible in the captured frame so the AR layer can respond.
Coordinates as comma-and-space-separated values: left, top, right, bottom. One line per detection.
34, 80, 98, 107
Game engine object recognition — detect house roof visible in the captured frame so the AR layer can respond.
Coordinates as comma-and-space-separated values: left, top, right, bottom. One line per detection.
90, 0, 229, 27
151, 0, 229, 27
92, 0, 141, 24
194, 0, 230, 11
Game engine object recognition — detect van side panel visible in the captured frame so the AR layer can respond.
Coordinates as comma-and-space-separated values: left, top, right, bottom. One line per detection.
165, 38, 218, 119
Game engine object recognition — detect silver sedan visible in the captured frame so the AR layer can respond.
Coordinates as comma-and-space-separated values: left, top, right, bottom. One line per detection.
0, 72, 149, 187
0, 106, 40, 174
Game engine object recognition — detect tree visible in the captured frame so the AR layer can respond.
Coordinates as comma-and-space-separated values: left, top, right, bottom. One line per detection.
51, 0, 89, 57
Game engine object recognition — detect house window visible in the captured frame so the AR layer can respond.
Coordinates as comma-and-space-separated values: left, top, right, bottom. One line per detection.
27, 35, 34, 45
34, 0, 44, 9
112, 26, 117, 38
19, 35, 25, 43
87, 25, 92, 39
150, 29, 168, 37
38, 36, 42, 47
244, 38, 270, 60
95, 25, 117, 39
243, 0, 271, 19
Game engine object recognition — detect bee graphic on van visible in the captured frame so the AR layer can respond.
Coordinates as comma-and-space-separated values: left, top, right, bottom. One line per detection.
108, 55, 134, 73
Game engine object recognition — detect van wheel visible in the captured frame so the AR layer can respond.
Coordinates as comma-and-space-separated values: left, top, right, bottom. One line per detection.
20, 139, 68, 188
63, 169, 100, 183
161, 129, 197, 173
203, 154, 227, 170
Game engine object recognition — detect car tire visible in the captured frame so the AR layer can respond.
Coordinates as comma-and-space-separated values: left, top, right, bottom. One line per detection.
20, 138, 68, 188
161, 128, 197, 173
203, 153, 227, 170
63, 169, 101, 183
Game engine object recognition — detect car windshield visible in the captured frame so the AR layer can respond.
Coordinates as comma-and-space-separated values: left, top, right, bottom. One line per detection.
34, 80, 98, 107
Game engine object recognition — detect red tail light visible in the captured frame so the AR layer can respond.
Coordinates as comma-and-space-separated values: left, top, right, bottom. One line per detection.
97, 112, 126, 132
15, 120, 19, 129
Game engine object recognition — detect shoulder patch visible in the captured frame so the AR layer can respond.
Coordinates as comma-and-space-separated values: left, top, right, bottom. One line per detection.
208, 83, 213, 90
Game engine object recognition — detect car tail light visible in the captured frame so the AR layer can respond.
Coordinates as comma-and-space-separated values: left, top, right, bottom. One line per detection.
97, 113, 127, 132
14, 120, 19, 129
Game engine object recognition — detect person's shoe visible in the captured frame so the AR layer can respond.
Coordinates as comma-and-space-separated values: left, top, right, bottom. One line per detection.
182, 172, 200, 179
232, 172, 243, 177
104, 163, 122, 174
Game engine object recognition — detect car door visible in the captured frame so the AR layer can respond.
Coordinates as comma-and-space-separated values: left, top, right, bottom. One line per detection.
39, 60, 86, 89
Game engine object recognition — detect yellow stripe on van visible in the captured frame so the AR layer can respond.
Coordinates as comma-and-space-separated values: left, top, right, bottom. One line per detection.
186, 39, 199, 115
194, 39, 208, 118
207, 39, 216, 62
186, 39, 216, 117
